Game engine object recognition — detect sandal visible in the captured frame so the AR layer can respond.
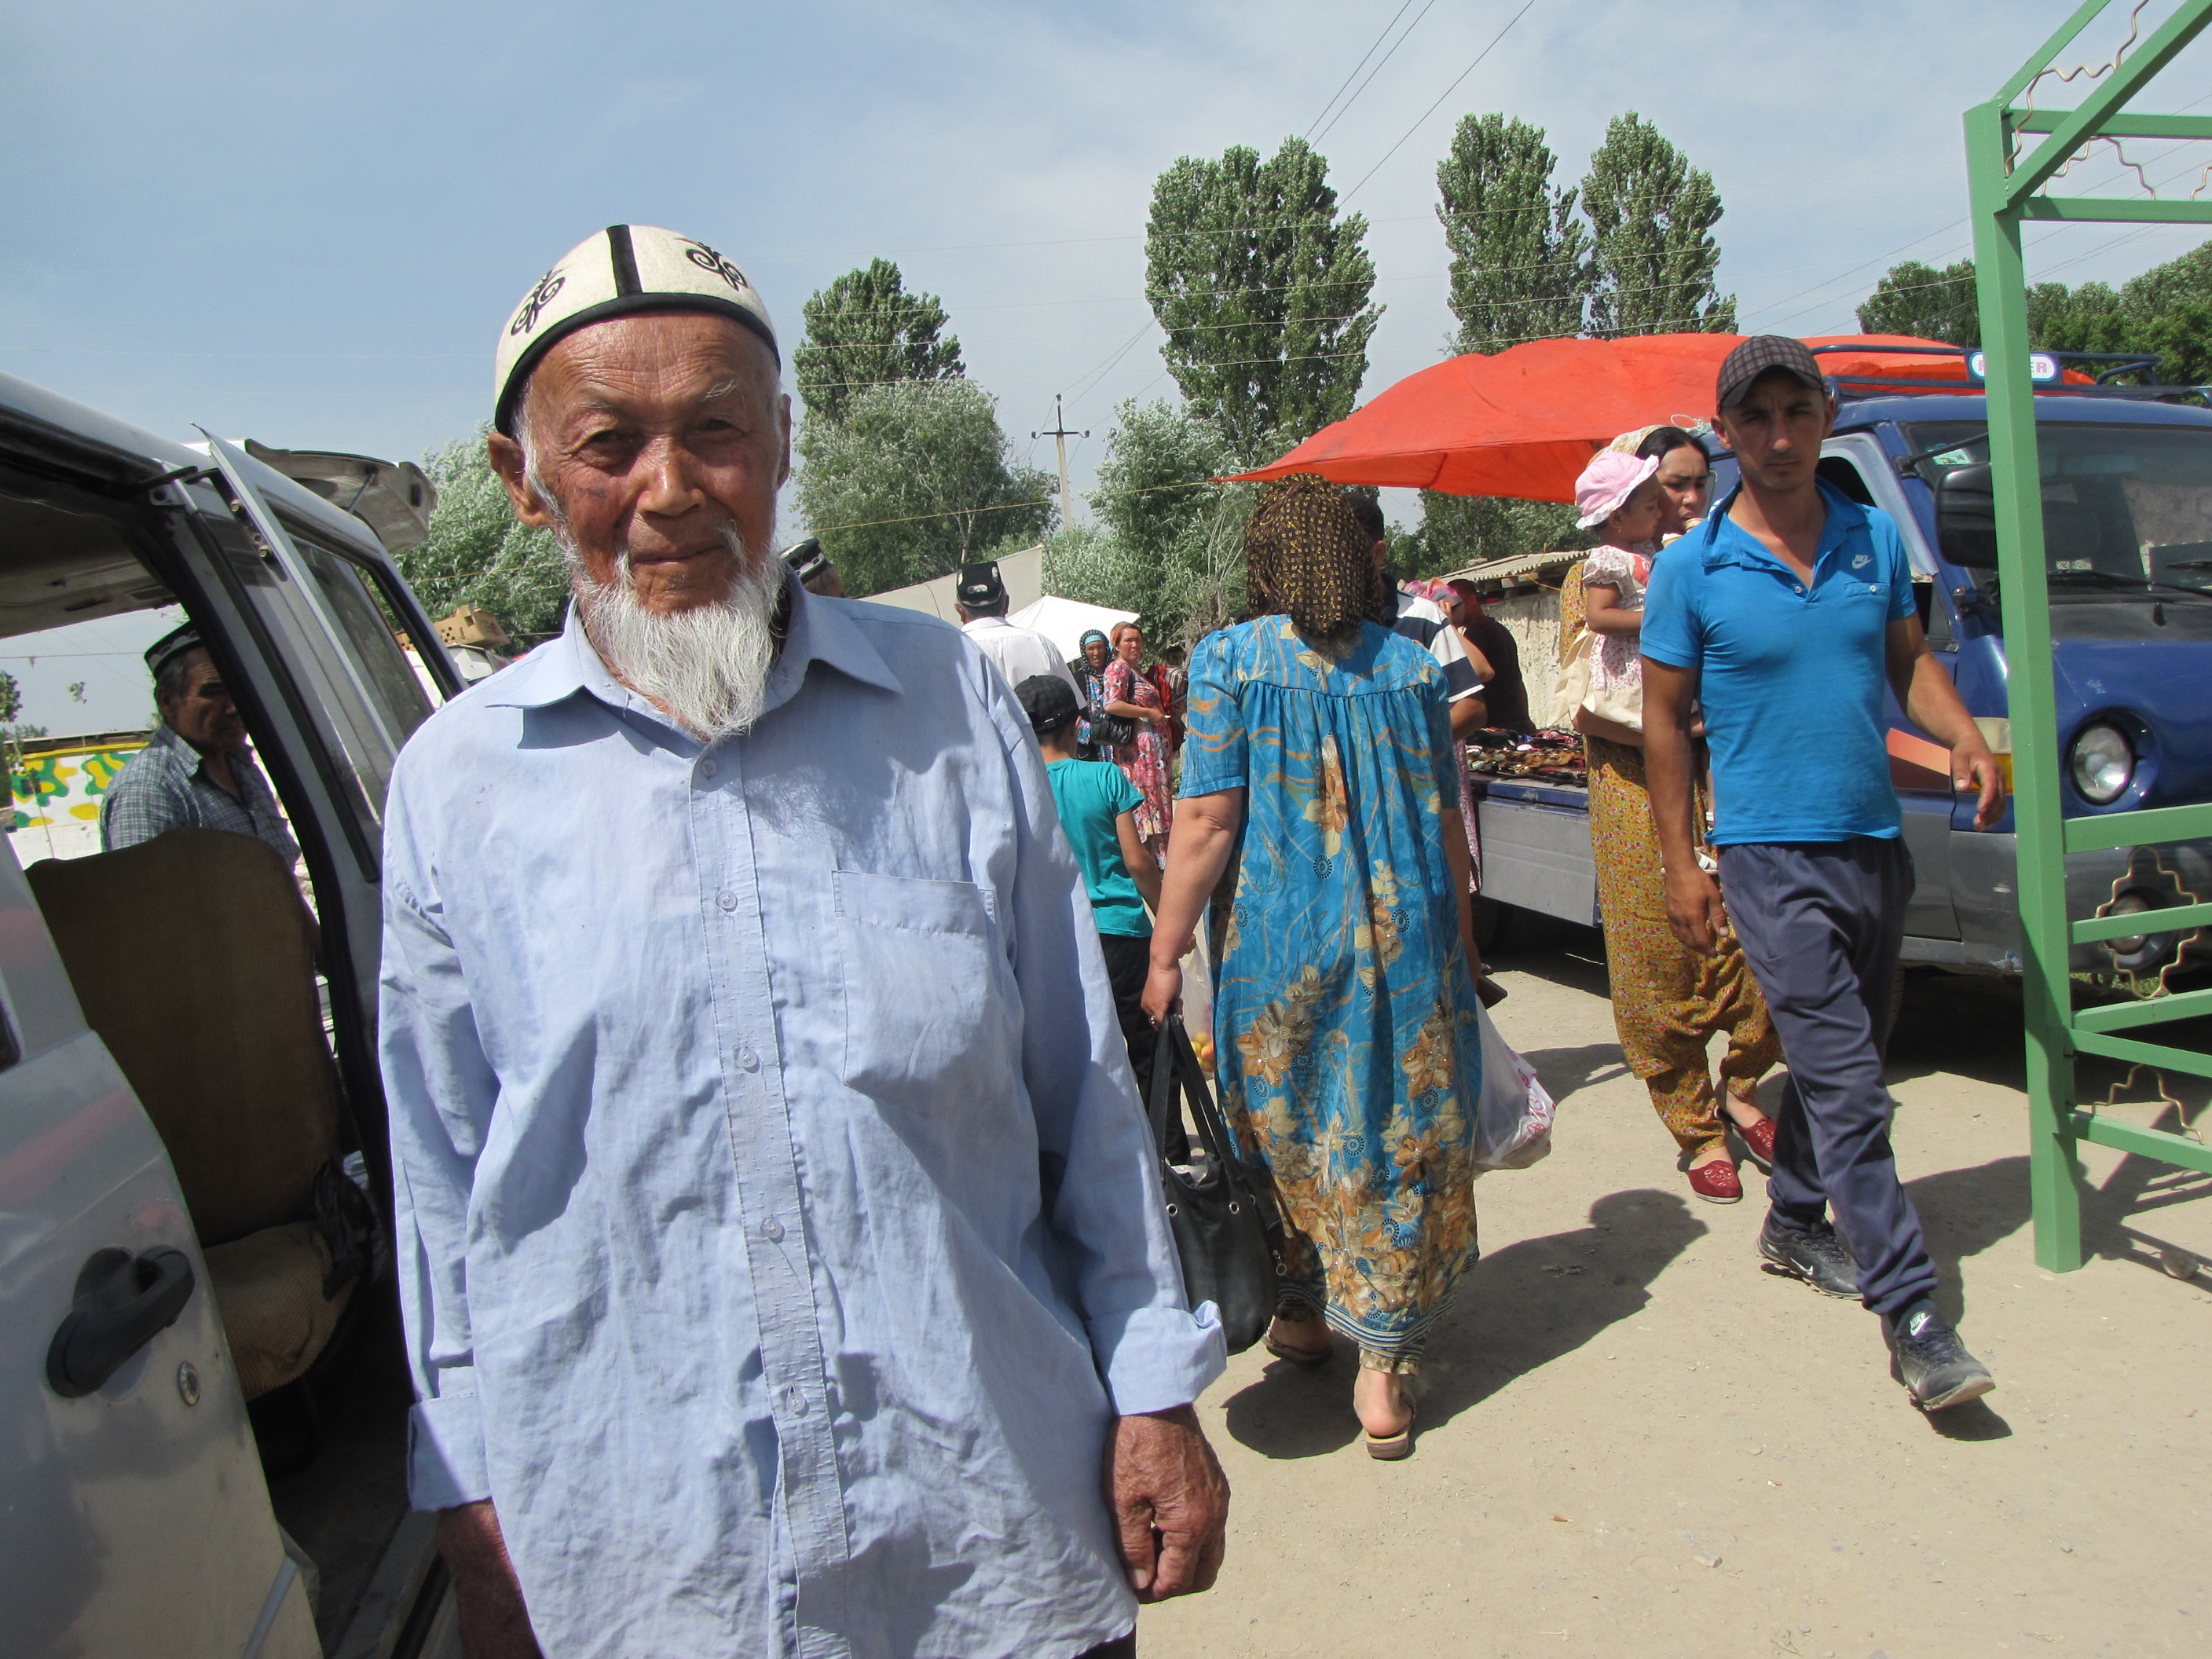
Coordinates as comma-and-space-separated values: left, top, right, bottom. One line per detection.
1262, 1332, 1334, 1369
1364, 1406, 1415, 1460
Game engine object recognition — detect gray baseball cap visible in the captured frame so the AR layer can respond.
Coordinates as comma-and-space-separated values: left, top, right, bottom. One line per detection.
1716, 335, 1828, 411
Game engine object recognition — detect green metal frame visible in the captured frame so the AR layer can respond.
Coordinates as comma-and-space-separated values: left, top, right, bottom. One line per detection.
1965, 0, 2212, 1271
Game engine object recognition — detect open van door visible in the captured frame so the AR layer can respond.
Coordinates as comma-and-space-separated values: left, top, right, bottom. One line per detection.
0, 833, 319, 1657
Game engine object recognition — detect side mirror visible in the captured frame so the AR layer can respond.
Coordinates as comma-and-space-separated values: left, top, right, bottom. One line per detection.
1934, 463, 2001, 569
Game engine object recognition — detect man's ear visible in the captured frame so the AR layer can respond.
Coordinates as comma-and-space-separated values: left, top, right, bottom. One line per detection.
773, 390, 793, 489
487, 430, 557, 529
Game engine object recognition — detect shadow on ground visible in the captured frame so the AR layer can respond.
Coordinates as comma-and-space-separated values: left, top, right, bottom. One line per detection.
1517, 1041, 1632, 1108
1221, 1189, 1704, 1459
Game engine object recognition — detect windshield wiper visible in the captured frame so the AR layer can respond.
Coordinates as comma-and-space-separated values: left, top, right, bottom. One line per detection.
2047, 568, 2212, 599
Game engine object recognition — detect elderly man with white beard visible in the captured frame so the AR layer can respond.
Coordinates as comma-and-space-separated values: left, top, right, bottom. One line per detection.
378, 226, 1229, 1659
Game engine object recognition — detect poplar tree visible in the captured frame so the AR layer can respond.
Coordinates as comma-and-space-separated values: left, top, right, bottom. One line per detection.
1580, 113, 1735, 337
794, 259, 965, 427
1144, 137, 1381, 466
1436, 113, 1590, 353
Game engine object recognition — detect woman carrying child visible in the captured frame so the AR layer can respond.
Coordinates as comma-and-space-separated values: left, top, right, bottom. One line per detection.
1572, 442, 1782, 1205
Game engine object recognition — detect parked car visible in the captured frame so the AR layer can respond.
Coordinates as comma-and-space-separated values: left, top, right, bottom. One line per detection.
1467, 356, 2212, 994
0, 368, 468, 1657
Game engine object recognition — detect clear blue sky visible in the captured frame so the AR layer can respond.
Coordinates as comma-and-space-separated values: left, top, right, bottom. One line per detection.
5, 0, 2207, 548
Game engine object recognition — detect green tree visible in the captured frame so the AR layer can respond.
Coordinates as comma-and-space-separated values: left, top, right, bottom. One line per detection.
1415, 493, 1585, 579
1144, 137, 1381, 466
1436, 113, 1589, 353
795, 378, 1053, 595
1856, 240, 2212, 384
398, 429, 571, 645
1062, 400, 1250, 646
1856, 258, 1982, 346
1580, 113, 1735, 338
793, 259, 964, 427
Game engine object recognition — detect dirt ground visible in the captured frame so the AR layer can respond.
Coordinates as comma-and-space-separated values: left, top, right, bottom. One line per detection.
1140, 917, 2212, 1659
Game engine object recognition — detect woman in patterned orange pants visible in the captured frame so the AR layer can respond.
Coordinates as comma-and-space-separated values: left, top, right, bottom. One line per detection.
1565, 431, 1785, 1201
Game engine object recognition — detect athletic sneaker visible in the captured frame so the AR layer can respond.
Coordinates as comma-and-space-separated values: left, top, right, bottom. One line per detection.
1757, 1214, 1860, 1298
1887, 1305, 1996, 1411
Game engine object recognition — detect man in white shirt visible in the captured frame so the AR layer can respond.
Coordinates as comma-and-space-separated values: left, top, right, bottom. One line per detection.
957, 561, 1079, 694
1346, 495, 1485, 737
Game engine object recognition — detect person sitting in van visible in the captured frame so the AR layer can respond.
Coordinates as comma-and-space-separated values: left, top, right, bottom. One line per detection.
99, 623, 298, 866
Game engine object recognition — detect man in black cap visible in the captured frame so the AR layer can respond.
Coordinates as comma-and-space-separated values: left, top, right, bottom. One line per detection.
956, 558, 1078, 694
1641, 335, 2005, 1412
783, 537, 842, 597
99, 623, 299, 866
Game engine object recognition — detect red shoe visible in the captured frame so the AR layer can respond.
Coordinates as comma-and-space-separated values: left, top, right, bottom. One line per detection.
1687, 1159, 1743, 1203
1734, 1113, 1777, 1164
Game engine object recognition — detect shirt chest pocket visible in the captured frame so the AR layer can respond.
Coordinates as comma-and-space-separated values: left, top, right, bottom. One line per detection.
833, 869, 1016, 1109
1815, 574, 1894, 631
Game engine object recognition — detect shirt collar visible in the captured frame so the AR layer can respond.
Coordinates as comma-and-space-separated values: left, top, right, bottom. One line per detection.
152, 720, 248, 783
483, 572, 903, 719
1697, 478, 1866, 572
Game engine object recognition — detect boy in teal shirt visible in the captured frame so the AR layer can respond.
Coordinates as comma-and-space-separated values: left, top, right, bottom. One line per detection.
1016, 676, 1167, 1105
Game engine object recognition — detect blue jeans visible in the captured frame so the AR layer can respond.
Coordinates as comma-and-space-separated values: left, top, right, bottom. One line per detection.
1716, 837, 1939, 1317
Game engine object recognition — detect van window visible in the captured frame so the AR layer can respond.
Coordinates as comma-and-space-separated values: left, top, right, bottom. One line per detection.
279, 522, 435, 743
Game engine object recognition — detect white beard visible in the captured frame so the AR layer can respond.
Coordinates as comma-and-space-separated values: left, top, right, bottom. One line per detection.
562, 523, 785, 739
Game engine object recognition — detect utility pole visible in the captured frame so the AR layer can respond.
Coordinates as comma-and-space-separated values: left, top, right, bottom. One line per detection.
1032, 394, 1088, 531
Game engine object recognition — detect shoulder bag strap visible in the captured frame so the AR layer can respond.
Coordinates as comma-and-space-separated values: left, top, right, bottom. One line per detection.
1163, 1014, 1253, 1198
1146, 1014, 1181, 1160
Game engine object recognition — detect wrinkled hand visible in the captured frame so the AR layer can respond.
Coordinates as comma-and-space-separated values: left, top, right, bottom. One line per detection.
1142, 958, 1183, 1027
1664, 863, 1728, 954
1106, 1404, 1229, 1601
1954, 738, 2008, 831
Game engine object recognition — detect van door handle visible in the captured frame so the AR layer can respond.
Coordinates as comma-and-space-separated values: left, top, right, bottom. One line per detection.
46, 1247, 196, 1398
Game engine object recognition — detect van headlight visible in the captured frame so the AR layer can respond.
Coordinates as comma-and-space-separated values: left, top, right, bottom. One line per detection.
2070, 722, 2134, 804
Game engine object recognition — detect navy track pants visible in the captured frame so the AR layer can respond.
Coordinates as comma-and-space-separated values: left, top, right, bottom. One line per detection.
1716, 837, 1939, 1317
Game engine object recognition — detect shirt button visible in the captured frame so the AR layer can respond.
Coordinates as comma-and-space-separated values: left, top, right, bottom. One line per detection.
760, 1218, 784, 1243
738, 1046, 760, 1072
716, 890, 738, 912
700, 757, 717, 778
1793, 584, 1805, 595
786, 1389, 810, 1417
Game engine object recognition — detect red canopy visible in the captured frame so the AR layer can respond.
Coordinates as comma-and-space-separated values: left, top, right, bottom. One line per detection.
1230, 333, 1985, 504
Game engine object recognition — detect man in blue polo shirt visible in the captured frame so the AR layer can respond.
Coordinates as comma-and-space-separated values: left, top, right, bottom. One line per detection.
1642, 336, 2006, 1413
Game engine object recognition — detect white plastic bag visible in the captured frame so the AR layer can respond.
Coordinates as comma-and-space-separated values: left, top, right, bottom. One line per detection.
1474, 1002, 1555, 1171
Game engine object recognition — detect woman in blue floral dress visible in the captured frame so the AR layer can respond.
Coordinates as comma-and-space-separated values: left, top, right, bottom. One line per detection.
1144, 475, 1485, 1459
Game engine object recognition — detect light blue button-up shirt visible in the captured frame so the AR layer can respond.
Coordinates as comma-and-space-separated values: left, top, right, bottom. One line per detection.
378, 584, 1224, 1659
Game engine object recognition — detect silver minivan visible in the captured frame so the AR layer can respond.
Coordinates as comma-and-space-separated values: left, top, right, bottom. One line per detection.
1, 370, 468, 1656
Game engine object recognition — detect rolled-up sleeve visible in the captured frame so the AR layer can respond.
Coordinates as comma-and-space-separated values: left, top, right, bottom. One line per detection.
986, 676, 1227, 1415
379, 772, 500, 1510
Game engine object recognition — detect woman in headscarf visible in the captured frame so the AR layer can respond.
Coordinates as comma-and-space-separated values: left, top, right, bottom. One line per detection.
1074, 628, 1114, 756
1143, 474, 1485, 1460
1571, 432, 1781, 1204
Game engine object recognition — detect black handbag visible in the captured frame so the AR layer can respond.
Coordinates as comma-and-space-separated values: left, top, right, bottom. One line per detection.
1090, 709, 1137, 748
1147, 1013, 1281, 1354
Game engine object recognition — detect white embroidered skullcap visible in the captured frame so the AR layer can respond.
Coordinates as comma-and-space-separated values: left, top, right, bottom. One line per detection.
493, 225, 778, 435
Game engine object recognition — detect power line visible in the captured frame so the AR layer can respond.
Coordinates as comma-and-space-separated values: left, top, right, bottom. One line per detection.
1340, 0, 1542, 203
1312, 1, 1441, 146
1306, 0, 1415, 140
